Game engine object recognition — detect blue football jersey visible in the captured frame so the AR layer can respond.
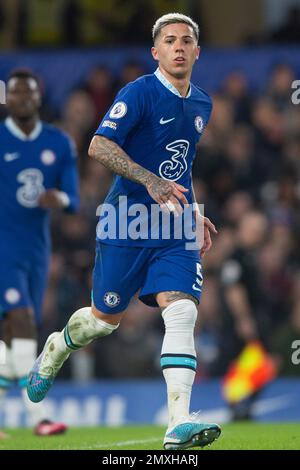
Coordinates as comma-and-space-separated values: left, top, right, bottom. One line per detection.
0, 118, 80, 257
95, 68, 212, 247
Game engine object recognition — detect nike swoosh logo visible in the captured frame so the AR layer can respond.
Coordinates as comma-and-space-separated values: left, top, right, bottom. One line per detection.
159, 117, 175, 125
4, 152, 20, 162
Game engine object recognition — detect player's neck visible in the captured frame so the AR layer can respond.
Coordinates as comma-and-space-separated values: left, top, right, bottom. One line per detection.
173, 80, 190, 98
11, 115, 39, 136
158, 67, 191, 97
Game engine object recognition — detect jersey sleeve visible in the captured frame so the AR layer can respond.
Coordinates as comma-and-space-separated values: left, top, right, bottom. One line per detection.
95, 80, 145, 147
59, 135, 80, 213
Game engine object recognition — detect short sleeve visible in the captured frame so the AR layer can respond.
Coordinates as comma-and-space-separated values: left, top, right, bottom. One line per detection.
95, 80, 145, 147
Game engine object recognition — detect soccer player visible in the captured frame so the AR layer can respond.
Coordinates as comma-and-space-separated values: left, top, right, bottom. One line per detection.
27, 14, 221, 449
0, 69, 79, 435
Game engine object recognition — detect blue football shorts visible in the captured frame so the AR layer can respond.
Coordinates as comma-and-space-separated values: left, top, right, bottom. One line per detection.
0, 253, 48, 323
92, 240, 203, 314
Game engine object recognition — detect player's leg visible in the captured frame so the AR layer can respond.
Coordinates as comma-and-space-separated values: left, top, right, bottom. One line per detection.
140, 245, 221, 449
1, 304, 67, 435
0, 316, 15, 422
4, 307, 38, 414
6, 306, 37, 388
0, 264, 47, 429
27, 304, 124, 402
4, 260, 66, 435
157, 292, 221, 449
156, 291, 199, 428
27, 243, 149, 403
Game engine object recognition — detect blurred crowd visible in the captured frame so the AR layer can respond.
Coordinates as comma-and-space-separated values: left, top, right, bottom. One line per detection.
193, 63, 300, 379
33, 61, 300, 382
0, 0, 201, 48
1, 1, 300, 49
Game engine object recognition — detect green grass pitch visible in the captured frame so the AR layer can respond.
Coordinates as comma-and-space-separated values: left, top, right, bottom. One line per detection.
0, 423, 299, 450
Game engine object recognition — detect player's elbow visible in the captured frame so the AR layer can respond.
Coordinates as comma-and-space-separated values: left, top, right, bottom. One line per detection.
88, 135, 105, 161
88, 137, 97, 160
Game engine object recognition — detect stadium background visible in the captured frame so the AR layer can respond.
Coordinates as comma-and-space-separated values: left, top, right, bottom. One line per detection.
0, 0, 300, 428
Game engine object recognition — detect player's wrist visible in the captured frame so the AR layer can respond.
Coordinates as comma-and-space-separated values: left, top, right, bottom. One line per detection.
55, 191, 70, 208
144, 172, 159, 189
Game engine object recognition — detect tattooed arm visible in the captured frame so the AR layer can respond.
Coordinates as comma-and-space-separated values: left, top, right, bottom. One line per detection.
88, 134, 188, 208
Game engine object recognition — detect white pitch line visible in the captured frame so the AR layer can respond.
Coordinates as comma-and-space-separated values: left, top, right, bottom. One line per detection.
65, 437, 162, 450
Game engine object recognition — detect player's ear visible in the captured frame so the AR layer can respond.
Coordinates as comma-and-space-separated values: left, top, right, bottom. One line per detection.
151, 46, 159, 62
196, 46, 201, 60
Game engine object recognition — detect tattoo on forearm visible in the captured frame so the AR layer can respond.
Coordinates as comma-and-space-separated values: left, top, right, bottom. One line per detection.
90, 136, 155, 187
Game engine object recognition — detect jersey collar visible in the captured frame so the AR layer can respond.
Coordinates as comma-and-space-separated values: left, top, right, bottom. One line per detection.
5, 117, 42, 141
154, 68, 191, 98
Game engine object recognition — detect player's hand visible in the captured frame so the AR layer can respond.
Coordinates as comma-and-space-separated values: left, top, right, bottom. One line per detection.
38, 189, 67, 209
199, 216, 218, 258
145, 174, 189, 215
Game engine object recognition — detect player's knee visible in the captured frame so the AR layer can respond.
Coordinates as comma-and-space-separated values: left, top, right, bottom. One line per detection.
91, 304, 124, 326
162, 299, 198, 332
7, 307, 37, 339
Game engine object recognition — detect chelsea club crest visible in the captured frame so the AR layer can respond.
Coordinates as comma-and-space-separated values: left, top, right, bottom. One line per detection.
194, 116, 204, 133
104, 292, 121, 307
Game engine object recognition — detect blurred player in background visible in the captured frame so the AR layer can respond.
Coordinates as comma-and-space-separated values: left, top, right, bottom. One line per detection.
0, 69, 79, 435
27, 14, 221, 449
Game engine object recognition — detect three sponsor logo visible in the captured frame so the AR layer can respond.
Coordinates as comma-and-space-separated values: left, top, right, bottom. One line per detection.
159, 140, 189, 181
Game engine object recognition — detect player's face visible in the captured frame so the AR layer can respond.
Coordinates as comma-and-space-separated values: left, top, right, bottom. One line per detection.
151, 23, 200, 80
6, 77, 41, 120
